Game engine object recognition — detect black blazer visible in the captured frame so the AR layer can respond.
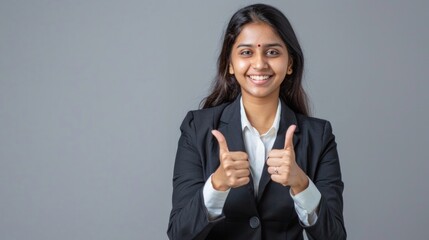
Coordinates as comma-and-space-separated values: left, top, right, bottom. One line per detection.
167, 97, 346, 240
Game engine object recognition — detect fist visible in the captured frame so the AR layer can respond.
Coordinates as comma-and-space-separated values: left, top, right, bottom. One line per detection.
211, 130, 250, 191
267, 125, 309, 195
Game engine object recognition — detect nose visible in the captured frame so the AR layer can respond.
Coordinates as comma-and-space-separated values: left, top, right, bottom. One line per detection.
252, 53, 268, 70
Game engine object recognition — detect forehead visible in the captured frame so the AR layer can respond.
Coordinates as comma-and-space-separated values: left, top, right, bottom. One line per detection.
234, 22, 284, 46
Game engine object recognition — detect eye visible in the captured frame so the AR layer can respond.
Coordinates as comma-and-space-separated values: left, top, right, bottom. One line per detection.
239, 50, 252, 56
266, 49, 280, 56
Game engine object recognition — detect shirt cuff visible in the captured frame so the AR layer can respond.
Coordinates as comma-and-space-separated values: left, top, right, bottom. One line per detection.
203, 174, 230, 220
290, 178, 321, 226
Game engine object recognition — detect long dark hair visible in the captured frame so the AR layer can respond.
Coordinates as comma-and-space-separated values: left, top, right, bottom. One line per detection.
201, 4, 309, 116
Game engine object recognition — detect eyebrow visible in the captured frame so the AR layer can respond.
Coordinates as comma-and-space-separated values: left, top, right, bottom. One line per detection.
236, 43, 284, 48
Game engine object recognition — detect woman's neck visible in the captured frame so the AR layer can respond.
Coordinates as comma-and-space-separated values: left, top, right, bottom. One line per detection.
242, 94, 279, 135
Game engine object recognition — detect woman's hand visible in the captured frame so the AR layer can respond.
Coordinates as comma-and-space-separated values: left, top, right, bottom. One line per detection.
211, 130, 250, 191
267, 125, 309, 195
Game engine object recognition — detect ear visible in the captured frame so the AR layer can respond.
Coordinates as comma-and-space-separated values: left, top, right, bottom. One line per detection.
229, 64, 235, 75
287, 58, 293, 75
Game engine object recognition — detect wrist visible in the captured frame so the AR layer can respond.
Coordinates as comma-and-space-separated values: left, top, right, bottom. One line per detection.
212, 172, 230, 191
291, 172, 309, 195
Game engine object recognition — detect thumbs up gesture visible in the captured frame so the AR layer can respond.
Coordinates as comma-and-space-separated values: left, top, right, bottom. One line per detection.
267, 125, 309, 195
211, 130, 250, 191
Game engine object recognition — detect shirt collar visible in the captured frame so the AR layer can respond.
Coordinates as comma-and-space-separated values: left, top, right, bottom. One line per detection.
240, 97, 281, 136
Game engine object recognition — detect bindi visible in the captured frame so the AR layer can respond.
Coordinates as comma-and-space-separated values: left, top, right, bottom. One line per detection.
257, 44, 261, 47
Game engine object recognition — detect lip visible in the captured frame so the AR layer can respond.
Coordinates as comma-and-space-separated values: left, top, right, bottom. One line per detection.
247, 74, 273, 86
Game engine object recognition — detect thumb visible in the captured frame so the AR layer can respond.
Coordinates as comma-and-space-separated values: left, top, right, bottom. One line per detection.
284, 124, 296, 149
212, 130, 229, 153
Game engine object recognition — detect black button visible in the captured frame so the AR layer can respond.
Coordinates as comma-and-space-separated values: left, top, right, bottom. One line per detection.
249, 216, 260, 228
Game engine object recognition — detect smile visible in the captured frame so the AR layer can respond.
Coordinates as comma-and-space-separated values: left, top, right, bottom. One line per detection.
248, 75, 271, 81
247, 75, 273, 85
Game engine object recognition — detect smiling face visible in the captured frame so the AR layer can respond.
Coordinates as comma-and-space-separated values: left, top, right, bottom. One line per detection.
229, 22, 292, 102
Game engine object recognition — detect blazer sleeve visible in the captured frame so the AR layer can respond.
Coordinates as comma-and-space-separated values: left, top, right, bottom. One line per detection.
304, 121, 347, 240
167, 111, 224, 240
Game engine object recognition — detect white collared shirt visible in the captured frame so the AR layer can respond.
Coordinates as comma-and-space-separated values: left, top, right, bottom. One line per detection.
240, 97, 280, 196
203, 97, 321, 226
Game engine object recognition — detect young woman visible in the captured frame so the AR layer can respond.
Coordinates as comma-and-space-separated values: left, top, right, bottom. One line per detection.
167, 4, 346, 240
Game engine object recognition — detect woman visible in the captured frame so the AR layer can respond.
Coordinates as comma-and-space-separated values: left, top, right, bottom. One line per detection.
167, 4, 346, 240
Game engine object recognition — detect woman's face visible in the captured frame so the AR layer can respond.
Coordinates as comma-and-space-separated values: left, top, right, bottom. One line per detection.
229, 22, 292, 102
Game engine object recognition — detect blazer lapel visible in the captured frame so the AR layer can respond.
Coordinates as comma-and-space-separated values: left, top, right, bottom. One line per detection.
257, 100, 300, 202
218, 97, 245, 152
216, 97, 257, 199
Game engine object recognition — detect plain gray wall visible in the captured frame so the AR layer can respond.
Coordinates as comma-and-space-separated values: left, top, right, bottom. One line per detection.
1, 0, 428, 239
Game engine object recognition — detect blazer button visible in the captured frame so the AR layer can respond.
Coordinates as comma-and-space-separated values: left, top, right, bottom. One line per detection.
249, 216, 260, 229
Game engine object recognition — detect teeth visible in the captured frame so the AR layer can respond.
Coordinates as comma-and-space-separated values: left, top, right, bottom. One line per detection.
249, 75, 270, 81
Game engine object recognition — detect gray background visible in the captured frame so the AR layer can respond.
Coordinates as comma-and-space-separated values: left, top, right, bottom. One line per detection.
1, 0, 428, 239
